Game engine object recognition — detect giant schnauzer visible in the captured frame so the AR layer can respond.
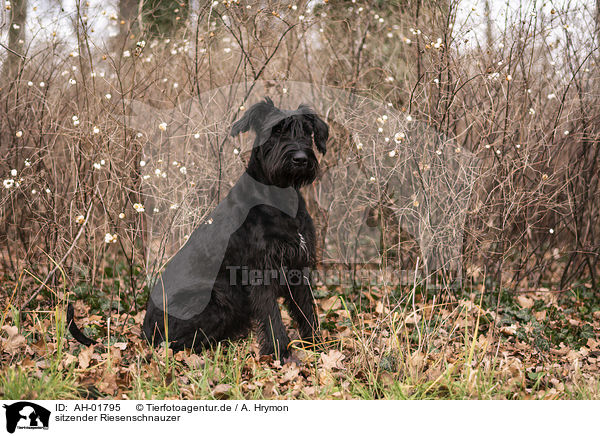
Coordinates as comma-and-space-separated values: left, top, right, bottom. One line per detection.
139, 97, 328, 359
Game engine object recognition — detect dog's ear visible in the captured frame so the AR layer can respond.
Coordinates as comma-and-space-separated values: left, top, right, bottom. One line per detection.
230, 97, 275, 137
307, 113, 329, 155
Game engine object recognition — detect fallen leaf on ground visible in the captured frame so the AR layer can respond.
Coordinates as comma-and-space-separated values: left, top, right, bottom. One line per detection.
1, 326, 26, 354
500, 325, 517, 336
319, 349, 345, 371
280, 364, 300, 384
212, 384, 232, 399
78, 346, 94, 369
517, 295, 534, 309
320, 296, 342, 312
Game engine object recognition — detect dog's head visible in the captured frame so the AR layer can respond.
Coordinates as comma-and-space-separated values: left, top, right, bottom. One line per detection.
230, 97, 328, 188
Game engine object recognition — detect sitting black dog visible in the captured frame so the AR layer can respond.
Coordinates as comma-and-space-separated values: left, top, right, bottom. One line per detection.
142, 97, 328, 359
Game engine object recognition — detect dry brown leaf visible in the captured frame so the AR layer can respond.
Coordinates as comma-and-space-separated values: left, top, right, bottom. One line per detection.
409, 351, 426, 367
280, 364, 300, 384
302, 386, 316, 397
566, 349, 582, 362
2, 325, 19, 337
587, 338, 600, 350
262, 381, 276, 398
1, 325, 27, 354
19, 356, 35, 368
62, 353, 77, 367
405, 312, 421, 324
113, 342, 127, 350
212, 384, 232, 399
78, 346, 94, 369
378, 371, 396, 388
517, 295, 534, 309
500, 325, 517, 336
320, 296, 342, 312
375, 301, 389, 315
184, 353, 204, 370
98, 371, 118, 395
317, 368, 336, 386
319, 349, 345, 371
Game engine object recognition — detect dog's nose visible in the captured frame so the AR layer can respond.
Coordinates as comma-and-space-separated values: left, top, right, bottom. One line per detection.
292, 151, 308, 167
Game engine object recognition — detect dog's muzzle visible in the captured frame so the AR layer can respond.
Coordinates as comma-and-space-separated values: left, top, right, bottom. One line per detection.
292, 150, 309, 168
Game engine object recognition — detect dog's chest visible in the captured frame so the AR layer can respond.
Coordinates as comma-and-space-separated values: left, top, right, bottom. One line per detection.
267, 225, 312, 265
261, 215, 312, 264
235, 200, 314, 266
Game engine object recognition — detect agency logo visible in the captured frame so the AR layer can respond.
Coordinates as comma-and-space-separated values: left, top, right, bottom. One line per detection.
2, 402, 50, 433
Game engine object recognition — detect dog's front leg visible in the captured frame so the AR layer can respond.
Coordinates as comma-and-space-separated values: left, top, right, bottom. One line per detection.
249, 285, 290, 359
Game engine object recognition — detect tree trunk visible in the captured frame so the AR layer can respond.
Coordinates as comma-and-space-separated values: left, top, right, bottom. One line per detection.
3, 0, 27, 79
142, 0, 189, 38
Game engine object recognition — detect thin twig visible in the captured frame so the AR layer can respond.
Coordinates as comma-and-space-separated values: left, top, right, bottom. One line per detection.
21, 202, 93, 310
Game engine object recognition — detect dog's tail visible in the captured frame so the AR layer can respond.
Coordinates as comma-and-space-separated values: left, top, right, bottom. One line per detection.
66, 303, 97, 346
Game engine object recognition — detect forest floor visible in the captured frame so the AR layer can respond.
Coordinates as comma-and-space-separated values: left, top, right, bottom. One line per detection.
1, 268, 599, 400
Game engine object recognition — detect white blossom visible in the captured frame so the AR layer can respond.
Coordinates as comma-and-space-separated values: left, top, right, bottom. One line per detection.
104, 233, 118, 243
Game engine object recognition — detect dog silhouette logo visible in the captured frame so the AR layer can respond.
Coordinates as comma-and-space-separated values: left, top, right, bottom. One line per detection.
2, 402, 50, 433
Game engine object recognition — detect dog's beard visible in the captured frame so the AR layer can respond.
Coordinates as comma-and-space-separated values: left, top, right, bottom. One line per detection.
263, 148, 319, 188
266, 157, 318, 188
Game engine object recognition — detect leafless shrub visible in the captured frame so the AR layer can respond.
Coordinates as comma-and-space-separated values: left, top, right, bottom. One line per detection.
1, 0, 598, 312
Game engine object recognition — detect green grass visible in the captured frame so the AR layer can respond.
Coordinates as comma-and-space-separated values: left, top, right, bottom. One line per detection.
0, 367, 79, 400
2, 276, 599, 400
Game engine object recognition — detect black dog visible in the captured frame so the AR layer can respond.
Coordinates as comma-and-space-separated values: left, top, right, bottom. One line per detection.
67, 98, 327, 358
139, 97, 328, 359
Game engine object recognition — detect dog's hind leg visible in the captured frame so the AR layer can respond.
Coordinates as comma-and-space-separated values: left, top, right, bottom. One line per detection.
249, 285, 290, 359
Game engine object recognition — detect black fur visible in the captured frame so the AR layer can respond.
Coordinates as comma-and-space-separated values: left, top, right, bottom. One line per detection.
66, 303, 96, 346
141, 98, 328, 359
